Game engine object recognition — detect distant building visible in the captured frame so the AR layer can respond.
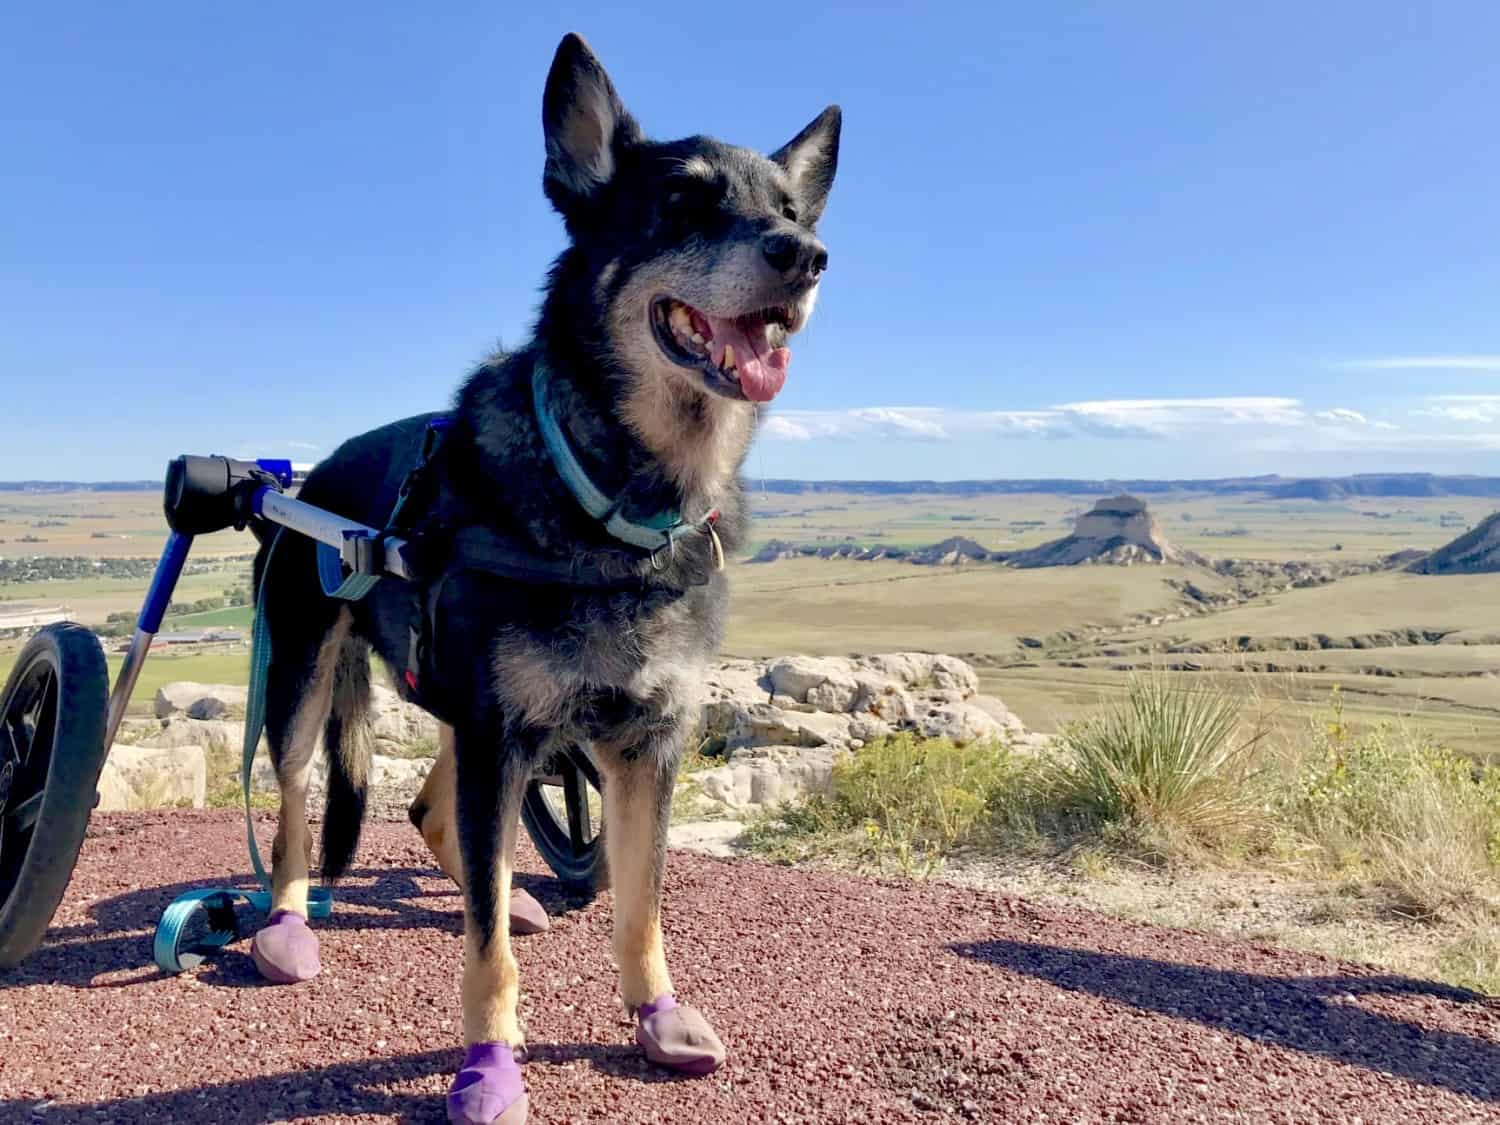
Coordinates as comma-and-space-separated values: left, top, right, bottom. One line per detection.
0, 603, 70, 635
150, 628, 245, 648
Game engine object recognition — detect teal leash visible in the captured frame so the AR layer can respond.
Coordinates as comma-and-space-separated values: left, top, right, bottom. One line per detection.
153, 527, 369, 973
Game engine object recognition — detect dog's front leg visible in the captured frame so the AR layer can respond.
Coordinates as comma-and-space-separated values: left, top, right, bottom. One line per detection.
598, 742, 726, 1076
446, 718, 536, 1125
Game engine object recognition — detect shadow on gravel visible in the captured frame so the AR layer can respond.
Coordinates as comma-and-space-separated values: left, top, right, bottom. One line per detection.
0, 1048, 457, 1124
0, 1041, 696, 1123
1, 865, 587, 992
525, 1041, 699, 1084
954, 939, 1500, 1102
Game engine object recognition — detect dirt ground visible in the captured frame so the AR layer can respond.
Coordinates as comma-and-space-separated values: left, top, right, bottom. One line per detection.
2, 811, 1499, 1123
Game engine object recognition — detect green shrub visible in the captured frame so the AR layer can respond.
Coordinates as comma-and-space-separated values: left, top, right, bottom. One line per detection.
745, 732, 1038, 875
1286, 688, 1500, 918
1438, 913, 1500, 995
1048, 672, 1268, 853
830, 732, 1036, 862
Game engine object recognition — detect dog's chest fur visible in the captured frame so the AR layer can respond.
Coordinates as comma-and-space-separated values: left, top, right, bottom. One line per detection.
432, 349, 750, 741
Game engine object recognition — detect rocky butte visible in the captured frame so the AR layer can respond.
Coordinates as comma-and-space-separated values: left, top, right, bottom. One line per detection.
1407, 510, 1500, 574
1004, 494, 1192, 568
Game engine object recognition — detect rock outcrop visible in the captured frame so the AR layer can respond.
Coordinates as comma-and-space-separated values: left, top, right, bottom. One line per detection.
97, 744, 206, 810
748, 536, 1001, 566
1004, 494, 1195, 568
907, 537, 1002, 566
692, 652, 1040, 813
154, 682, 248, 720
749, 540, 914, 563
1407, 512, 1500, 574
120, 657, 1038, 819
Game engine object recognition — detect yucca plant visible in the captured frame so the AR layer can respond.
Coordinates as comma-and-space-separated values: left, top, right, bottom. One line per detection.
1053, 672, 1267, 849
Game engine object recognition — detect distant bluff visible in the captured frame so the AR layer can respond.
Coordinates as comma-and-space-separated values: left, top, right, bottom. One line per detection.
749, 497, 1189, 569
749, 536, 1002, 565
1407, 511, 1500, 574
1005, 494, 1194, 568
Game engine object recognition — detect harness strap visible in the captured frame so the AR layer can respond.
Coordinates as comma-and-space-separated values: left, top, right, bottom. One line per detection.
445, 525, 651, 588
315, 418, 453, 603
316, 540, 381, 601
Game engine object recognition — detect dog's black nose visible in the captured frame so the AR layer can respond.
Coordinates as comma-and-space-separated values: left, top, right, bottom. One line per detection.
762, 232, 828, 280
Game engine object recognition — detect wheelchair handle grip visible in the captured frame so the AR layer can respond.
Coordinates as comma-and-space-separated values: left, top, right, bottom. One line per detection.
163, 454, 274, 536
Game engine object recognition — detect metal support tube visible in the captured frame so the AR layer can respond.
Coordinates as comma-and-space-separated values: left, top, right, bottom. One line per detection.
101, 532, 196, 748
254, 488, 412, 580
138, 532, 193, 634
103, 629, 153, 750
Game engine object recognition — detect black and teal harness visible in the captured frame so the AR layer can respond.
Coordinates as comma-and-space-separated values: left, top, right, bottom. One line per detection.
152, 361, 724, 971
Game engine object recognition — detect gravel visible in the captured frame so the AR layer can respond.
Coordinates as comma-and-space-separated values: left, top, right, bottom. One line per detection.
1, 811, 1498, 1123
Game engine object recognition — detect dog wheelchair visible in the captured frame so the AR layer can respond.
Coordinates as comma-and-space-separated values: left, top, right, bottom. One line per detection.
0, 451, 605, 970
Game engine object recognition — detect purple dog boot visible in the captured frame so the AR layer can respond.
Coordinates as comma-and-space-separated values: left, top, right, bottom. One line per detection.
447, 1042, 528, 1125
249, 910, 321, 984
635, 994, 726, 1076
509, 888, 549, 936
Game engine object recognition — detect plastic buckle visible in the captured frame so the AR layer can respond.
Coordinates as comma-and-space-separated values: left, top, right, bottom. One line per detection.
340, 529, 383, 576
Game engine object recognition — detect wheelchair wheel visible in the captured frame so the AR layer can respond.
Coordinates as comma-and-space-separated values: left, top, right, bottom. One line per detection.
521, 744, 606, 892
0, 623, 109, 968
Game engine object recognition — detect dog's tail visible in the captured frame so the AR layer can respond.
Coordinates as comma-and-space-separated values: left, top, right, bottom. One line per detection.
320, 634, 373, 881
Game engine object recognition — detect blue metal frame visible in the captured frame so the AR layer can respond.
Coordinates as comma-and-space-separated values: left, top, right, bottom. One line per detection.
254, 459, 295, 489
137, 531, 194, 634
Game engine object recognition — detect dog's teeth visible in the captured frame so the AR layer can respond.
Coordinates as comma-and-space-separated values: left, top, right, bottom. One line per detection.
691, 332, 705, 345
721, 344, 736, 370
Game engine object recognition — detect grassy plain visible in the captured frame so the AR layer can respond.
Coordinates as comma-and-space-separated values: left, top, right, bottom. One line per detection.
733, 491, 1500, 759
0, 490, 251, 559
4, 484, 1500, 757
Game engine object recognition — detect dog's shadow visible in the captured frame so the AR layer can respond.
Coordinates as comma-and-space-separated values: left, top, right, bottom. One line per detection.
2, 864, 593, 992
0, 1040, 702, 1124
526, 1041, 702, 1085
0, 1047, 456, 1124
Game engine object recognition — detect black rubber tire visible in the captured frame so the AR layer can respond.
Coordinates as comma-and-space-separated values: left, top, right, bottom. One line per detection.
0, 622, 109, 968
521, 744, 607, 893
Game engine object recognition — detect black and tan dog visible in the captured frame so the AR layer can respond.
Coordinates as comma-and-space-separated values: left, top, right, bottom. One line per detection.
246, 32, 839, 1125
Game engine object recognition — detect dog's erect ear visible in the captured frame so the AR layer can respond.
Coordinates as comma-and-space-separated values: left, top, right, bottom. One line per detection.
542, 33, 642, 217
772, 105, 841, 225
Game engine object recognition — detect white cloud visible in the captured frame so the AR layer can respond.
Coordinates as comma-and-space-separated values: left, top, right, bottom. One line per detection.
1313, 407, 1396, 429
1054, 396, 1307, 433
1339, 355, 1500, 372
760, 416, 814, 441
761, 397, 1314, 443
848, 407, 950, 441
759, 396, 1455, 447
1416, 395, 1500, 424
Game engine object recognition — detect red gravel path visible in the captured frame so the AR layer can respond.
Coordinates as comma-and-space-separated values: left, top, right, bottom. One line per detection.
2, 812, 1499, 1123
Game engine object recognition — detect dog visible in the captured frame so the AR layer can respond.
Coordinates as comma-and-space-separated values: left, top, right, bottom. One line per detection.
247, 31, 839, 1125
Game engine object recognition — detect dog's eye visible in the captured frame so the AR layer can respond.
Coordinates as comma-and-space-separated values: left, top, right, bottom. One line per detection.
781, 204, 799, 223
663, 176, 722, 220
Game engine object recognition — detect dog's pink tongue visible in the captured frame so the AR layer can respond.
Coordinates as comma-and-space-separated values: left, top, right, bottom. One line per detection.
739, 346, 790, 402
711, 318, 791, 403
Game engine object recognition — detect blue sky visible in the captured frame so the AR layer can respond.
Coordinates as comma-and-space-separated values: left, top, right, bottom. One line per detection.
4, 2, 1500, 481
